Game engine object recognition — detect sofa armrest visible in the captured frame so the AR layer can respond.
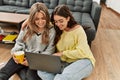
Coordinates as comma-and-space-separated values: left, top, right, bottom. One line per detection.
91, 2, 101, 30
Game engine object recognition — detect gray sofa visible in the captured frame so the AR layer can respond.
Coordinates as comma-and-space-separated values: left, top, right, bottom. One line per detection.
0, 0, 101, 46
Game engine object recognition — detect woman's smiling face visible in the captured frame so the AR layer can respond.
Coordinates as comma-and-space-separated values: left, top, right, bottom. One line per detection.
54, 15, 69, 30
35, 12, 46, 29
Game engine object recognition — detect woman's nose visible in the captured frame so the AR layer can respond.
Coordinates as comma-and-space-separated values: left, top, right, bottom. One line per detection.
39, 20, 42, 24
56, 22, 60, 26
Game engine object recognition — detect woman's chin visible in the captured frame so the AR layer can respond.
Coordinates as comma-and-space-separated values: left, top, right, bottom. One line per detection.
59, 27, 63, 30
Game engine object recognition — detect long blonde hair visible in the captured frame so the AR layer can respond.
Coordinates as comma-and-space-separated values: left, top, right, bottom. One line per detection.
23, 2, 50, 44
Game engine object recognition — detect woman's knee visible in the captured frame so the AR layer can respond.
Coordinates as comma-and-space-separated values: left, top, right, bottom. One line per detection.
26, 69, 42, 80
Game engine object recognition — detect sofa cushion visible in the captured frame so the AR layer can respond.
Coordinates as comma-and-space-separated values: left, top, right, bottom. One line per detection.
43, 0, 58, 9
29, 0, 37, 7
3, 0, 29, 7
29, 0, 58, 9
72, 12, 95, 29
16, 8, 54, 15
58, 0, 92, 13
48, 9, 54, 15
16, 9, 30, 14
0, 0, 3, 5
0, 5, 27, 13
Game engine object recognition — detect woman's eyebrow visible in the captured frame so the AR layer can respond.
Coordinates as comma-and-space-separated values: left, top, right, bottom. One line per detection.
55, 19, 63, 22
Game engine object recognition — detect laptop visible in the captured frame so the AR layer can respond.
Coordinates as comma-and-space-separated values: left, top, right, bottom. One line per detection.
25, 52, 62, 73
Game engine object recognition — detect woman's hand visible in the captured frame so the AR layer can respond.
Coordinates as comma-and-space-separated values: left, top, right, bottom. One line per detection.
53, 52, 63, 57
21, 58, 28, 66
12, 55, 28, 66
21, 18, 28, 30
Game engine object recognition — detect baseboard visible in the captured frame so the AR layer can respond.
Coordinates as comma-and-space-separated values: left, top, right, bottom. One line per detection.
108, 7, 120, 16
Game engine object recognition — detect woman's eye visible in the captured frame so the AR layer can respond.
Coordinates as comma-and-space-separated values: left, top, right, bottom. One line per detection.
59, 20, 63, 23
35, 18, 39, 20
41, 16, 46, 20
54, 21, 57, 24
54, 20, 63, 24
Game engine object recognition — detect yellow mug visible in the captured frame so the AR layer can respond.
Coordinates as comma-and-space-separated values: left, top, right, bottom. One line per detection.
14, 51, 25, 64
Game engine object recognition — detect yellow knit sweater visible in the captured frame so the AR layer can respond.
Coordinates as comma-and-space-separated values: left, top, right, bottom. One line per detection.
56, 26, 95, 66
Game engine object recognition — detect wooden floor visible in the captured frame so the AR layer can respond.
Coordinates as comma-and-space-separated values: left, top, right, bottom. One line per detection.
85, 4, 120, 80
0, 25, 20, 80
0, 4, 120, 80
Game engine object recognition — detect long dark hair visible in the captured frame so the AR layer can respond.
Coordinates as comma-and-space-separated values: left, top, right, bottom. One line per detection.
51, 5, 77, 44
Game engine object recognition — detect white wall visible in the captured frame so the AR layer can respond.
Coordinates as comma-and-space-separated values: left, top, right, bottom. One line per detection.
106, 0, 120, 14
93, 0, 100, 4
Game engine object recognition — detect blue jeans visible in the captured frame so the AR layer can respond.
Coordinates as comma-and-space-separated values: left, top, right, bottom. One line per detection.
37, 59, 93, 80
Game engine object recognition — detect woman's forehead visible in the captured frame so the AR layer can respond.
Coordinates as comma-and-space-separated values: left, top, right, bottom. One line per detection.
54, 15, 66, 20
35, 11, 46, 18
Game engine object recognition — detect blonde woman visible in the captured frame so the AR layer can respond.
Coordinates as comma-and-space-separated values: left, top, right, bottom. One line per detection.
0, 2, 55, 80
